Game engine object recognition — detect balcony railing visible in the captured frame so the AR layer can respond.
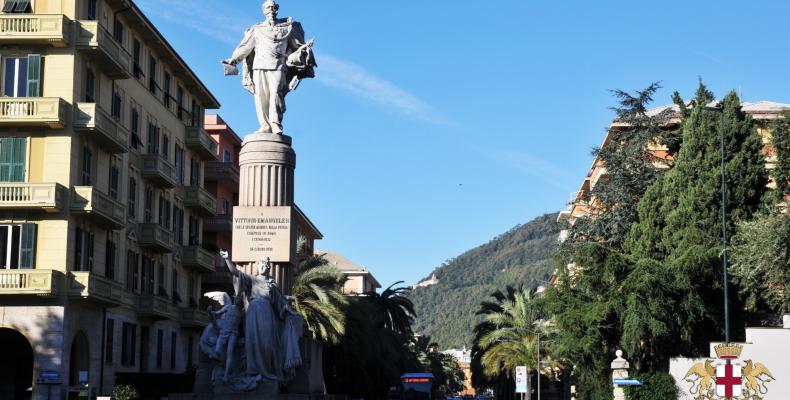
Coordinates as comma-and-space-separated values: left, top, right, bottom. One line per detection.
204, 161, 239, 189
138, 295, 177, 320
71, 187, 125, 229
186, 126, 218, 160
0, 183, 65, 212
0, 14, 70, 47
76, 20, 131, 79
138, 223, 174, 253
179, 307, 209, 328
204, 214, 232, 233
141, 154, 176, 188
0, 98, 67, 128
73, 103, 129, 153
67, 272, 123, 306
181, 246, 216, 274
184, 186, 217, 217
0, 270, 61, 296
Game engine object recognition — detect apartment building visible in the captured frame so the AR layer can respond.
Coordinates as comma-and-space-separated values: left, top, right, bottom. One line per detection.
0, 0, 220, 399
320, 251, 381, 295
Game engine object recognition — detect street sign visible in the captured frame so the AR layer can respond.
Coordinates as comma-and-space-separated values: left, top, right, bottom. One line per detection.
515, 366, 528, 393
36, 370, 62, 384
613, 378, 644, 386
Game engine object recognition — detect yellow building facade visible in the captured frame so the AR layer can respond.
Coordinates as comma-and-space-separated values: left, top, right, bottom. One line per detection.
0, 0, 220, 398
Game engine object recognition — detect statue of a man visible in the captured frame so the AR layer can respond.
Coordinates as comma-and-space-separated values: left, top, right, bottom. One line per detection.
223, 0, 316, 135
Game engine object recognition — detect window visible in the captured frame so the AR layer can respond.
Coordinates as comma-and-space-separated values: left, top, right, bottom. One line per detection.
174, 145, 185, 184
74, 228, 94, 272
176, 86, 184, 120
81, 147, 92, 186
147, 122, 159, 155
125, 250, 139, 292
111, 88, 123, 121
223, 149, 232, 163
2, 0, 32, 14
132, 39, 143, 79
171, 268, 180, 305
157, 262, 167, 297
187, 336, 194, 367
163, 72, 172, 109
113, 17, 124, 45
121, 322, 137, 367
162, 134, 169, 161
170, 331, 177, 370
190, 100, 199, 126
87, 0, 97, 20
0, 224, 36, 269
105, 318, 114, 363
173, 207, 184, 245
190, 157, 200, 186
3, 55, 39, 97
0, 137, 27, 182
188, 215, 199, 246
128, 177, 137, 218
187, 273, 196, 307
105, 238, 116, 280
130, 108, 141, 149
144, 186, 153, 223
110, 160, 120, 200
156, 329, 163, 369
85, 68, 95, 102
221, 198, 229, 215
158, 195, 171, 229
148, 56, 158, 95
141, 256, 154, 295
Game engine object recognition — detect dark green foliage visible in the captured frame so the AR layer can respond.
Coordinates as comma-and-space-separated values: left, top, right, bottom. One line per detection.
567, 83, 672, 249
292, 255, 348, 344
772, 112, 790, 200
410, 213, 560, 348
113, 385, 141, 400
730, 212, 790, 315
623, 372, 678, 400
365, 281, 417, 334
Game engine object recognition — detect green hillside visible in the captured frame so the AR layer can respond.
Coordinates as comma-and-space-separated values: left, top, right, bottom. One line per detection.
409, 213, 560, 348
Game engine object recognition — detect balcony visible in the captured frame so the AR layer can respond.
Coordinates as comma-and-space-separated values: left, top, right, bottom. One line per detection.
0, 183, 65, 212
71, 187, 125, 229
73, 103, 129, 153
179, 307, 209, 328
204, 162, 239, 189
185, 126, 218, 160
67, 272, 123, 306
0, 270, 61, 296
141, 154, 176, 188
205, 214, 232, 233
0, 14, 70, 47
76, 21, 131, 79
184, 186, 217, 217
137, 295, 176, 320
137, 223, 174, 253
0, 98, 67, 128
181, 246, 216, 274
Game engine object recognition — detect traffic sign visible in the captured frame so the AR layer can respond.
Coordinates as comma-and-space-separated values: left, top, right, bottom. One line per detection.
515, 366, 528, 393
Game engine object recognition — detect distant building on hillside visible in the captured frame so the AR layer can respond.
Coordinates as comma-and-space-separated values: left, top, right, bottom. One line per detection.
319, 250, 381, 295
412, 273, 439, 289
443, 347, 472, 364
443, 347, 475, 396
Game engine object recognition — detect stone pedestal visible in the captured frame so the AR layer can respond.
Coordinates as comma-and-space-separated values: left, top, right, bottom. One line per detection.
236, 133, 297, 293
611, 350, 630, 400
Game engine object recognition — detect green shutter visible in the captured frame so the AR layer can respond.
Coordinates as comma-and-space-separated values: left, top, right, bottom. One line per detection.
27, 54, 41, 97
0, 137, 26, 182
0, 138, 12, 181
19, 223, 36, 269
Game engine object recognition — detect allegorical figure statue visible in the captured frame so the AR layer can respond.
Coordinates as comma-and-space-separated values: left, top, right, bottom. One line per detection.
220, 250, 295, 382
223, 0, 317, 135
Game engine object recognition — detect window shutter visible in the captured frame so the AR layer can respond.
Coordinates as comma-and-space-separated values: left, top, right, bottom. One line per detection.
2, 0, 18, 13
75, 227, 83, 271
87, 232, 95, 272
0, 137, 13, 181
11, 137, 26, 182
19, 223, 36, 269
26, 54, 41, 97
13, 0, 30, 13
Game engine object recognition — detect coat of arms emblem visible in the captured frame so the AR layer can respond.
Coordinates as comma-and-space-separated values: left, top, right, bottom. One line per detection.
684, 343, 775, 399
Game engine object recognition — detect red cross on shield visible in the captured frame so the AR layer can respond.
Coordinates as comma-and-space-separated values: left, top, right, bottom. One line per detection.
716, 364, 742, 398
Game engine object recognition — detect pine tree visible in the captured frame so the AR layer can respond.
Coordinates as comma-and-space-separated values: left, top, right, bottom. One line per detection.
625, 84, 768, 357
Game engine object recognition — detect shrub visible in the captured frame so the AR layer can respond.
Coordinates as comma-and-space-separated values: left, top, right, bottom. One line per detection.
113, 385, 141, 400
623, 372, 678, 400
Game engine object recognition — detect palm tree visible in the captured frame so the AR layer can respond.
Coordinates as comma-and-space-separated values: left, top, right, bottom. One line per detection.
292, 255, 348, 344
364, 281, 416, 334
473, 286, 557, 393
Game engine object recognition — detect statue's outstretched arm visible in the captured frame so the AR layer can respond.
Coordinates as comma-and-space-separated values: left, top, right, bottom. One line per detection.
219, 250, 240, 277
226, 28, 255, 65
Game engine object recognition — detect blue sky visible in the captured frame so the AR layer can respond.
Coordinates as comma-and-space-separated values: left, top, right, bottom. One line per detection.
137, 0, 790, 288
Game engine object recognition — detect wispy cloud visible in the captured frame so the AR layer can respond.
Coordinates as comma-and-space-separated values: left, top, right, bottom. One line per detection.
135, 0, 450, 125
477, 147, 576, 193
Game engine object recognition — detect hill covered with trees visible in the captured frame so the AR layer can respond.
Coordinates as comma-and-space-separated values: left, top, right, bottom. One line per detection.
409, 213, 560, 348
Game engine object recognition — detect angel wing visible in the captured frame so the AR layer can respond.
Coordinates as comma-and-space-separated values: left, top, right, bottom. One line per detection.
684, 360, 715, 396
743, 360, 775, 395
204, 291, 231, 306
